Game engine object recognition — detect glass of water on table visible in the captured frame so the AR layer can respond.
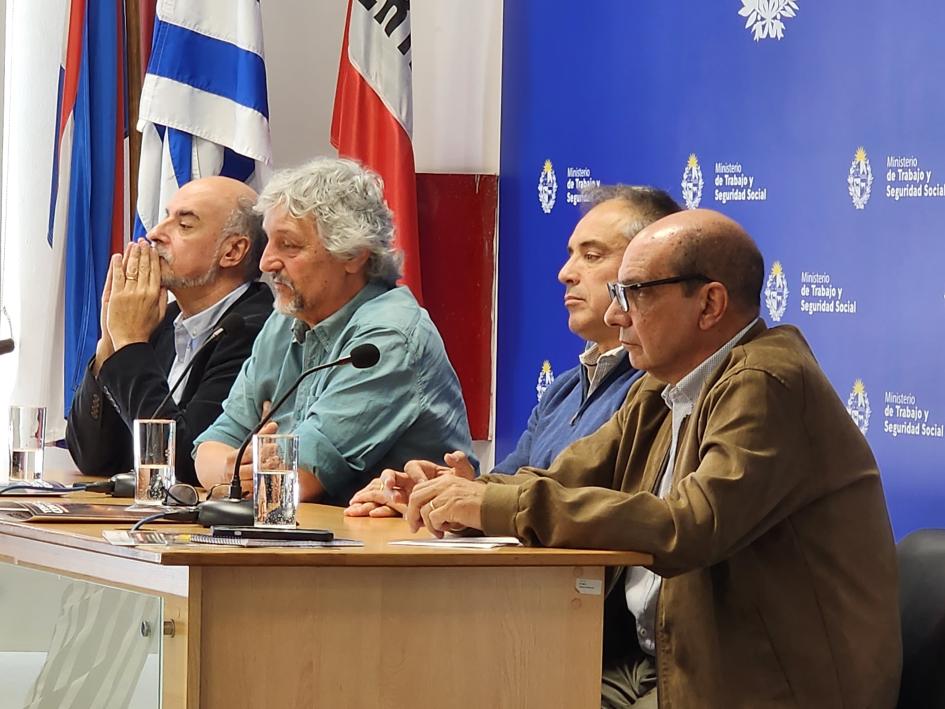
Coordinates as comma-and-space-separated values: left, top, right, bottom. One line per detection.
253, 433, 299, 528
9, 405, 46, 482
133, 419, 176, 506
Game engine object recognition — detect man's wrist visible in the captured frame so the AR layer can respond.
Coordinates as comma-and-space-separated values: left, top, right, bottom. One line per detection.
92, 339, 115, 376
110, 335, 149, 352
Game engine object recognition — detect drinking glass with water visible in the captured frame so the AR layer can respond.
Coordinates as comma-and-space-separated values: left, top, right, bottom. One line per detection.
133, 419, 176, 506
9, 405, 46, 482
252, 433, 299, 528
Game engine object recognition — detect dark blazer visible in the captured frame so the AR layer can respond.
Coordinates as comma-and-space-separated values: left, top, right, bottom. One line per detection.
65, 282, 273, 485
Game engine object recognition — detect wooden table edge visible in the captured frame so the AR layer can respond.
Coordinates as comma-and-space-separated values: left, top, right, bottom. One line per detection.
0, 519, 652, 568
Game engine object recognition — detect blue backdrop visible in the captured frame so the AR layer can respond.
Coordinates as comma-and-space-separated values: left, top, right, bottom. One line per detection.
496, 0, 945, 538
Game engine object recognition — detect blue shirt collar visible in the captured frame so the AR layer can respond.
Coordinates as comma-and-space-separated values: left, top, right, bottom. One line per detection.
173, 283, 250, 361
291, 281, 391, 348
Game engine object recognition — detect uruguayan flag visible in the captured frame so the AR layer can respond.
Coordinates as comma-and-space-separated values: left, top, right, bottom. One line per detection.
134, 0, 272, 237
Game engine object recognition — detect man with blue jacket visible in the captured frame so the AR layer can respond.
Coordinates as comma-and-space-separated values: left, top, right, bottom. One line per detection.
346, 185, 680, 515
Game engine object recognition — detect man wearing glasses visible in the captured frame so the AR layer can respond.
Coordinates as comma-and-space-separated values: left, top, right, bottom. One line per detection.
399, 209, 900, 708
345, 185, 681, 517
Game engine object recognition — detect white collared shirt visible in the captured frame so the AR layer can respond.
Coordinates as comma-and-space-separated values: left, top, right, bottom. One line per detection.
624, 318, 759, 655
166, 283, 250, 402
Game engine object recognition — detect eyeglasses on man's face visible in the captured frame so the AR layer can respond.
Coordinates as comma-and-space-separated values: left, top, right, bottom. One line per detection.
606, 274, 712, 312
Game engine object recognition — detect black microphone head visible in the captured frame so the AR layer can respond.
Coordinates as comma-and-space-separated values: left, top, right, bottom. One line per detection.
217, 313, 245, 337
0, 339, 14, 355
350, 343, 380, 369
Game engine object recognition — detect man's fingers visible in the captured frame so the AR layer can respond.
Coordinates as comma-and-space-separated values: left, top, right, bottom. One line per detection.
135, 241, 151, 289
368, 505, 401, 518
124, 243, 142, 287
444, 451, 476, 480
426, 501, 454, 535
405, 477, 443, 532
146, 241, 162, 290
343, 501, 402, 518
404, 458, 444, 482
103, 256, 118, 300
381, 468, 423, 496
379, 468, 399, 491
349, 485, 387, 506
344, 501, 377, 517
238, 457, 256, 477
418, 498, 437, 536
111, 253, 126, 291
261, 401, 272, 420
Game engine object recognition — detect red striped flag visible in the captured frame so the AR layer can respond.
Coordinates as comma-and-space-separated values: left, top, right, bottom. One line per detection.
331, 0, 423, 302
48, 0, 127, 422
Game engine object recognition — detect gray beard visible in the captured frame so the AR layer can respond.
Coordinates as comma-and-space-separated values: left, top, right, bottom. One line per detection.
158, 252, 220, 290
267, 279, 306, 316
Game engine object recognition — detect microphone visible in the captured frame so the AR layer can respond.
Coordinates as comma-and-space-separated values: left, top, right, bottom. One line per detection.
0, 339, 14, 355
197, 342, 381, 527
1, 472, 136, 497
149, 313, 245, 418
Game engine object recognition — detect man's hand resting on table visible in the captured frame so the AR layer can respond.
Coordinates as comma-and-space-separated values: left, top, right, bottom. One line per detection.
344, 451, 476, 517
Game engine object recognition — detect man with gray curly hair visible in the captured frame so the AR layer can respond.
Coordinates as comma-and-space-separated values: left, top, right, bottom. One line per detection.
194, 158, 474, 504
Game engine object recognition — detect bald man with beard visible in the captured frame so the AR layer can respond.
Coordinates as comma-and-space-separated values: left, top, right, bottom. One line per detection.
400, 209, 900, 708
66, 176, 273, 485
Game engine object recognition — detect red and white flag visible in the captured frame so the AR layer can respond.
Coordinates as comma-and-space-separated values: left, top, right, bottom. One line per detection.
331, 0, 423, 302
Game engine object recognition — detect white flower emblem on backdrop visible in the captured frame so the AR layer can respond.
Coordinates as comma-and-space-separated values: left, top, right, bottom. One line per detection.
739, 0, 799, 41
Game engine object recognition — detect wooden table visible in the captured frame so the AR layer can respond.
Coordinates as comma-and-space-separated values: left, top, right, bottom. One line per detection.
0, 465, 651, 708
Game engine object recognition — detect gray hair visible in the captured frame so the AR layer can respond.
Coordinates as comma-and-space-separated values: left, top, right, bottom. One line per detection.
255, 157, 403, 284
580, 184, 682, 241
222, 196, 267, 281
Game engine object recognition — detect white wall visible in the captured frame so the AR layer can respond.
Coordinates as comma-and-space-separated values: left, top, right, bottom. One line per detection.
411, 0, 502, 173
259, 0, 347, 168
262, 0, 502, 173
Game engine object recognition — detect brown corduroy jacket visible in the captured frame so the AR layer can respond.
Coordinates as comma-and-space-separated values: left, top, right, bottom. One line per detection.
481, 322, 901, 708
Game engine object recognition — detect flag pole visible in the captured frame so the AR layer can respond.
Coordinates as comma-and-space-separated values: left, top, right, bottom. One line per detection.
125, 0, 144, 235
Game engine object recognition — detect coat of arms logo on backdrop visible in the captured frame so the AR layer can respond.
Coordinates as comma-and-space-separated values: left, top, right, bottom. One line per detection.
764, 261, 790, 322
538, 160, 558, 214
846, 379, 872, 436
681, 154, 704, 209
848, 147, 874, 210
739, 0, 799, 41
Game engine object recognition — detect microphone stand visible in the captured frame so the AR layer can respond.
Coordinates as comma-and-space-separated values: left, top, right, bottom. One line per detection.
150, 313, 245, 419
197, 346, 378, 527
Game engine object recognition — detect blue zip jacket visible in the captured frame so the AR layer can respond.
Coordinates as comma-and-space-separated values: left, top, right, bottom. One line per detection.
493, 356, 642, 474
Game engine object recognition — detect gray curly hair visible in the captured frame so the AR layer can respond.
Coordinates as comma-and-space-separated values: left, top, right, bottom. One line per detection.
255, 157, 403, 284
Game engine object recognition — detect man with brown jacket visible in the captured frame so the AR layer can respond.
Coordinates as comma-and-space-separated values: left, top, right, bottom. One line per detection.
403, 209, 901, 708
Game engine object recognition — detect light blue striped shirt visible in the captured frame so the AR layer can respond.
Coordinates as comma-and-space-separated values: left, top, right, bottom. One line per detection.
167, 283, 249, 402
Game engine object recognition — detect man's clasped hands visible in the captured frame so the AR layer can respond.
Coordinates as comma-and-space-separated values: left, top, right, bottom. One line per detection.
345, 452, 488, 537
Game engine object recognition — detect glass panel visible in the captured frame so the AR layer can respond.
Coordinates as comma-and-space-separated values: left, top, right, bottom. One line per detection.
0, 563, 162, 708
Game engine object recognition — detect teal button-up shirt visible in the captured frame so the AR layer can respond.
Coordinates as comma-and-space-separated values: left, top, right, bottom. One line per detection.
194, 282, 475, 504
